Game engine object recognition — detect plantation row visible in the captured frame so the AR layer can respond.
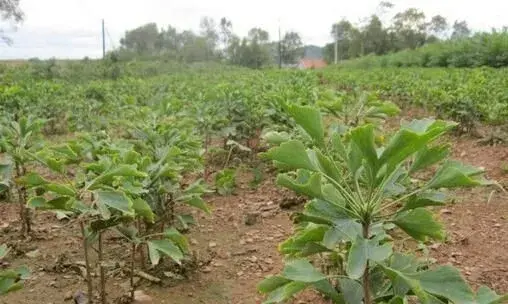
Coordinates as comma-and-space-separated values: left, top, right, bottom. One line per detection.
324, 67, 508, 127
1, 65, 507, 303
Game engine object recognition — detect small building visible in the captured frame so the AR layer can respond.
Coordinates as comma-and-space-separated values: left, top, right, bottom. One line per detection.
298, 58, 327, 69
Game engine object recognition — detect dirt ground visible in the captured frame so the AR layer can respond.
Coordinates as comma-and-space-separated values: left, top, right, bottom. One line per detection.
1, 110, 508, 304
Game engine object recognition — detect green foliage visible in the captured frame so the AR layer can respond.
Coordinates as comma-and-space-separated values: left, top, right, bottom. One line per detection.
0, 244, 29, 295
215, 168, 236, 195
258, 105, 504, 303
341, 31, 508, 68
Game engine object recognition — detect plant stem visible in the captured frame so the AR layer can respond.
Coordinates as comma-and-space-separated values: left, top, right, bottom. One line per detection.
15, 164, 30, 237
98, 231, 106, 304
130, 243, 136, 300
80, 221, 94, 303
362, 221, 372, 304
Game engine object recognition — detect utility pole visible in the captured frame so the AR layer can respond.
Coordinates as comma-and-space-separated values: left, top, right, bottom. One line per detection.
334, 36, 338, 64
278, 19, 282, 69
102, 19, 106, 59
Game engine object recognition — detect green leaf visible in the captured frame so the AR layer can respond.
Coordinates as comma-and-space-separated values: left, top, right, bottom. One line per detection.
409, 144, 450, 174
418, 266, 475, 303
380, 256, 475, 304
257, 276, 291, 293
281, 259, 327, 283
263, 141, 316, 171
163, 228, 189, 253
184, 196, 211, 214
262, 131, 291, 145
323, 219, 362, 248
16, 172, 47, 187
380, 119, 457, 176
287, 104, 325, 147
350, 124, 378, 172
147, 239, 184, 265
44, 183, 76, 196
277, 171, 323, 199
87, 165, 147, 190
427, 160, 493, 189
27, 196, 48, 209
393, 208, 445, 241
476, 285, 508, 304
27, 196, 73, 211
313, 279, 344, 303
132, 198, 155, 223
347, 236, 393, 279
95, 190, 134, 216
122, 150, 140, 165
263, 281, 307, 304
402, 191, 447, 211
339, 277, 364, 304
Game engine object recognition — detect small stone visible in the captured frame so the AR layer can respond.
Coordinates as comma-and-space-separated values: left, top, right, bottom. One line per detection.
190, 239, 198, 245
26, 249, 41, 258
264, 258, 273, 264
239, 239, 246, 245
208, 242, 217, 248
244, 212, 259, 226
429, 243, 441, 250
494, 223, 501, 228
202, 266, 212, 273
451, 252, 462, 257
49, 280, 57, 288
246, 238, 254, 244
440, 209, 452, 215
64, 291, 73, 301
249, 256, 258, 263
237, 271, 244, 277
133, 290, 152, 303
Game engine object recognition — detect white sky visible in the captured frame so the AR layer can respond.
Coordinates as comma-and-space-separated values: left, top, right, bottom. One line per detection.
0, 0, 506, 59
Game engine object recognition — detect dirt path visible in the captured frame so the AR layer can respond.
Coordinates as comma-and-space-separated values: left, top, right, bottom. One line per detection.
1, 119, 508, 304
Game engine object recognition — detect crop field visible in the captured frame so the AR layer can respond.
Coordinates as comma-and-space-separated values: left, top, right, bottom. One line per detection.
0, 64, 507, 304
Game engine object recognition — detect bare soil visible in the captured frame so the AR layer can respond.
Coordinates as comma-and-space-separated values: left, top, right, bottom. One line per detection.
1, 110, 508, 304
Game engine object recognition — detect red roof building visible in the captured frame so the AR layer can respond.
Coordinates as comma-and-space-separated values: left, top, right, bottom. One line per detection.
298, 58, 328, 69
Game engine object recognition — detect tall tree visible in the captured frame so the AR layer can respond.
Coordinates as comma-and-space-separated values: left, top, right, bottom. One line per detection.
1, 0, 24, 44
280, 31, 303, 64
363, 15, 389, 55
219, 17, 233, 57
248, 28, 269, 43
428, 15, 448, 38
391, 8, 428, 49
120, 23, 159, 55
199, 16, 219, 60
451, 20, 471, 39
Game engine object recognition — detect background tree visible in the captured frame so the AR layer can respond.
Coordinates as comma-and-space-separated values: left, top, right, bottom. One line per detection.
219, 17, 233, 58
199, 17, 219, 60
451, 20, 472, 39
1, 0, 24, 44
280, 31, 303, 64
391, 8, 428, 49
120, 23, 159, 55
428, 15, 449, 39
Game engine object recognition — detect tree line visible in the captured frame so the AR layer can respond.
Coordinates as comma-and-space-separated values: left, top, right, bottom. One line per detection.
0, 0, 499, 68
323, 2, 474, 63
117, 18, 304, 68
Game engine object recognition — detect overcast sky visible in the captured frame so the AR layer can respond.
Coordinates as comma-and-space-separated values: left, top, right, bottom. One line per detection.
0, 0, 507, 59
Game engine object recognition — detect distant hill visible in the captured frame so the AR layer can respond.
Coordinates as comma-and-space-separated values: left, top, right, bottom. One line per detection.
302, 45, 323, 59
